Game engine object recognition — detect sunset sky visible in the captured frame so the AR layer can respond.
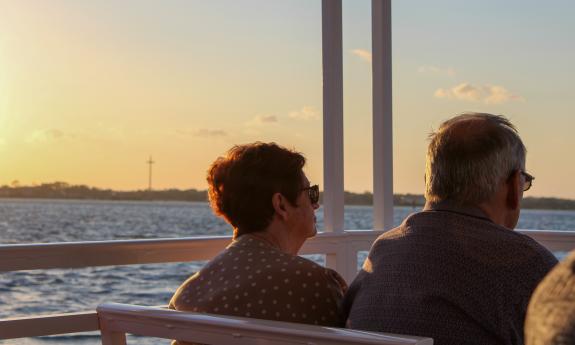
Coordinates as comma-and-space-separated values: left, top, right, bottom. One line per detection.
1, 0, 574, 198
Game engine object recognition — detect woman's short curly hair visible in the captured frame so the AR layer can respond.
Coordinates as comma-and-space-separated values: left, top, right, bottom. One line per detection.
207, 142, 306, 237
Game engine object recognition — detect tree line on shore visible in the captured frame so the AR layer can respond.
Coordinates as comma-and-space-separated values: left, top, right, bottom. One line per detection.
1, 182, 574, 210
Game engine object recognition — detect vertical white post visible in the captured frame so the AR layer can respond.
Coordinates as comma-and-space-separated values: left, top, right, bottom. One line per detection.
372, 0, 394, 231
101, 331, 127, 345
322, 0, 346, 278
322, 0, 344, 235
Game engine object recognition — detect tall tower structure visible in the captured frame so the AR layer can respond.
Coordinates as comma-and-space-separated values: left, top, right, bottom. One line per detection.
146, 156, 155, 191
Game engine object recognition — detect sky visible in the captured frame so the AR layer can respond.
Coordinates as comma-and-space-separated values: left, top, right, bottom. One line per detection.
0, 0, 574, 198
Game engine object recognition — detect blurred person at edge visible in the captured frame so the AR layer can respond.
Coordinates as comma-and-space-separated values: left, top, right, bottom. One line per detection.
525, 250, 575, 345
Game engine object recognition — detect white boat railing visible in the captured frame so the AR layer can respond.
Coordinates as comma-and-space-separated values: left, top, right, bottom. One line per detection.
0, 230, 378, 340
97, 303, 434, 345
1, 229, 574, 341
0, 230, 382, 281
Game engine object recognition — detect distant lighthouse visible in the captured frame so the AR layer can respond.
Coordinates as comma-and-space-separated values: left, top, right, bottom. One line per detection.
146, 156, 155, 191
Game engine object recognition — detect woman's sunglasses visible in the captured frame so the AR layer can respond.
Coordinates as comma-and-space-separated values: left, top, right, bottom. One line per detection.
301, 185, 320, 204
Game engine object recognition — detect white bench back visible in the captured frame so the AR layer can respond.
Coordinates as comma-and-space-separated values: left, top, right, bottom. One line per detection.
97, 303, 433, 345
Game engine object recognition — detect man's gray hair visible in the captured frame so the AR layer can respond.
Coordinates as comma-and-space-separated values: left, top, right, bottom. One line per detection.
425, 113, 526, 205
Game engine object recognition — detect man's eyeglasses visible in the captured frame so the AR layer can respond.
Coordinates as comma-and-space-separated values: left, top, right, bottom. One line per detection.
521, 171, 534, 191
301, 185, 320, 204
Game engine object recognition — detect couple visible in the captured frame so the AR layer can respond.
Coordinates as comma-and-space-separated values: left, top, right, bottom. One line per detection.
170, 113, 558, 345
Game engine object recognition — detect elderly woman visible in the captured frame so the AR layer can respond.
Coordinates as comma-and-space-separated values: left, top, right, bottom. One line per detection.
169, 142, 347, 330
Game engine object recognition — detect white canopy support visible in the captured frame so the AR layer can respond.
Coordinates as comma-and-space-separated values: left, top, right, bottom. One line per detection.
322, 0, 345, 236
321, 0, 347, 278
372, 0, 394, 231
321, 0, 393, 236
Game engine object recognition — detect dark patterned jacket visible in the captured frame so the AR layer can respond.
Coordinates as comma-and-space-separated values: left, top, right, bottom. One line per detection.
344, 202, 558, 345
170, 234, 347, 345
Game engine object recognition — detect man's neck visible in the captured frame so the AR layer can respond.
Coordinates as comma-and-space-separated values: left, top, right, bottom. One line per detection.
425, 198, 515, 230
477, 201, 517, 229
425, 199, 500, 225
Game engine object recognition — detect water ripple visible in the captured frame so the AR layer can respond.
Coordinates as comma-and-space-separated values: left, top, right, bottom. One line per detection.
1, 199, 573, 345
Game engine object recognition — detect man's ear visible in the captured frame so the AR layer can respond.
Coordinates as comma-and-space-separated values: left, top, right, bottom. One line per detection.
506, 170, 521, 210
272, 193, 289, 221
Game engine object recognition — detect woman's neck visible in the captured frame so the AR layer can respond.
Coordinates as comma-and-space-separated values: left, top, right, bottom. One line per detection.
244, 230, 302, 255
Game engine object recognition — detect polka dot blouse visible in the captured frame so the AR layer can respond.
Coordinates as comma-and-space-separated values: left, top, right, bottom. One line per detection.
169, 234, 347, 344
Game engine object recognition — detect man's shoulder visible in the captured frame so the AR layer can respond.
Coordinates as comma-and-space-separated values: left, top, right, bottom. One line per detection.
373, 210, 556, 258
503, 231, 558, 267
373, 210, 437, 241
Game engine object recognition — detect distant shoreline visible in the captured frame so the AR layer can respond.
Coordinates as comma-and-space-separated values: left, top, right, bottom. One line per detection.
1, 182, 575, 210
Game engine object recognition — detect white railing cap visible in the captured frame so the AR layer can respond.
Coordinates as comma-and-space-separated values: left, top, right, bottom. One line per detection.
97, 303, 433, 345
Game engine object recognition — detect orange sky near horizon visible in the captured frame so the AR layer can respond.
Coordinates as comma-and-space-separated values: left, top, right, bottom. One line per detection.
1, 1, 574, 198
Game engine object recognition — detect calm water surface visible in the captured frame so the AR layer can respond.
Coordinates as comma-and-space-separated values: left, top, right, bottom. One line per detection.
1, 199, 574, 344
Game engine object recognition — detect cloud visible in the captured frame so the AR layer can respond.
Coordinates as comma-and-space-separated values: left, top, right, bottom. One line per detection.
288, 106, 320, 121
418, 65, 456, 76
351, 49, 372, 63
175, 128, 228, 138
258, 115, 278, 123
435, 83, 482, 102
483, 85, 524, 104
26, 129, 74, 143
246, 115, 278, 127
192, 129, 227, 138
434, 83, 523, 104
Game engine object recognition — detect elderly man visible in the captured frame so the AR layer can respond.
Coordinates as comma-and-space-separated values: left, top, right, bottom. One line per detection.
344, 113, 558, 345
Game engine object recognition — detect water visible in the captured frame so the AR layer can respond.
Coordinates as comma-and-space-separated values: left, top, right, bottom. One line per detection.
1, 199, 574, 344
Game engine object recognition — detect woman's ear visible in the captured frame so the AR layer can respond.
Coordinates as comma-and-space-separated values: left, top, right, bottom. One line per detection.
271, 192, 289, 221
506, 170, 521, 210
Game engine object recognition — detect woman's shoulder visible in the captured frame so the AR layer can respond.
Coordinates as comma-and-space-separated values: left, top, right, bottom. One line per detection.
283, 256, 347, 292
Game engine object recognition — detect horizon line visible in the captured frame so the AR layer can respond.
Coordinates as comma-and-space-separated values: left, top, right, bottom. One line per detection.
0, 181, 571, 201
